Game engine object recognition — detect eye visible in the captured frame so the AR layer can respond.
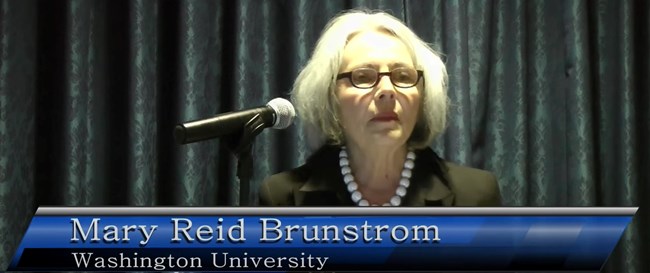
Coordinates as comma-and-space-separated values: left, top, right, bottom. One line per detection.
351, 69, 377, 85
397, 72, 412, 81
392, 68, 417, 85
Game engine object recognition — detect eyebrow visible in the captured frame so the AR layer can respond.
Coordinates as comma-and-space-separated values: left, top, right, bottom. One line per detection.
349, 61, 414, 70
388, 61, 413, 68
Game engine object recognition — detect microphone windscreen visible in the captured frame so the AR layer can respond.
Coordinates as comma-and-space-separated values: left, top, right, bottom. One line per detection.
267, 98, 296, 129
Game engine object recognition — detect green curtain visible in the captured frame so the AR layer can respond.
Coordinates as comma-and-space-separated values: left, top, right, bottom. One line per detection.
0, 0, 648, 272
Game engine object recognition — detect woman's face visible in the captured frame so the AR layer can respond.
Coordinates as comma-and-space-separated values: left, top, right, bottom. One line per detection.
336, 30, 421, 149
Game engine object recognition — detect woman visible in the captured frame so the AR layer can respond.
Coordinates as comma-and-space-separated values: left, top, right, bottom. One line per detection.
259, 10, 501, 207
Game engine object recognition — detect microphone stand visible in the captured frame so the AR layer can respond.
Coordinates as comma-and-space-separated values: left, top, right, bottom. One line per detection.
224, 113, 267, 206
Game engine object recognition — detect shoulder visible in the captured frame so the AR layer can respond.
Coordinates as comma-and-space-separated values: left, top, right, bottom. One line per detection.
442, 161, 502, 206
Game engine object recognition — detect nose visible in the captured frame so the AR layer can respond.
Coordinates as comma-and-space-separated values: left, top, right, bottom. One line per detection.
376, 75, 396, 100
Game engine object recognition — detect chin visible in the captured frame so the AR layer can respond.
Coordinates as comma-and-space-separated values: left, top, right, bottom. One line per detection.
369, 132, 407, 147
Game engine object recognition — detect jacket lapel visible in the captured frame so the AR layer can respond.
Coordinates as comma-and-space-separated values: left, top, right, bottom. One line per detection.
295, 146, 353, 206
398, 147, 457, 207
295, 175, 353, 206
402, 174, 455, 206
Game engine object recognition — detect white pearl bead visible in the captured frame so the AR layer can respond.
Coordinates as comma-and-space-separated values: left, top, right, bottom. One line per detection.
351, 191, 362, 202
339, 145, 414, 207
343, 174, 354, 183
347, 181, 358, 192
404, 159, 414, 170
390, 196, 401, 206
399, 178, 410, 187
396, 186, 407, 197
339, 157, 349, 166
406, 151, 416, 160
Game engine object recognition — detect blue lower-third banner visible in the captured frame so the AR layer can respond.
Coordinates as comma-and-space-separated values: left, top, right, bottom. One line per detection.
8, 207, 637, 271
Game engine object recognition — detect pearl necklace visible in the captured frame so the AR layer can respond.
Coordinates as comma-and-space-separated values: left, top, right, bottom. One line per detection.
339, 146, 415, 206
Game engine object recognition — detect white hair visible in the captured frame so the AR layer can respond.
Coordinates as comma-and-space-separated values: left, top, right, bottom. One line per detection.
292, 9, 448, 151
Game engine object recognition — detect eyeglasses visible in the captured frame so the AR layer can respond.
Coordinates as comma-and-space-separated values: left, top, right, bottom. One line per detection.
336, 67, 424, 89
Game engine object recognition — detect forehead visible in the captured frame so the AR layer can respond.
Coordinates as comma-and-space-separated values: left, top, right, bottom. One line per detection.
341, 30, 413, 70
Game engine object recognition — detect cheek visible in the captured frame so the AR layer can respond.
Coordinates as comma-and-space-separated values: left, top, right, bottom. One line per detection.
337, 92, 356, 117
413, 95, 421, 114
402, 91, 421, 117
337, 88, 370, 118
396, 92, 421, 129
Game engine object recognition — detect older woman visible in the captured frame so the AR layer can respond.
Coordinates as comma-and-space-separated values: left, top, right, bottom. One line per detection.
259, 10, 501, 207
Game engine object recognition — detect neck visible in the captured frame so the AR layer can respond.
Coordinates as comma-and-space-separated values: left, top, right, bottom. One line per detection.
345, 142, 408, 191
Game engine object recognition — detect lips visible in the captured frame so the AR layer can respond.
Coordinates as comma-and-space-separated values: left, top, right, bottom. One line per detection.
371, 112, 399, 122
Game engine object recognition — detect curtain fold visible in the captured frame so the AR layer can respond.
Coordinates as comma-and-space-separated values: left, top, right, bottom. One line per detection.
564, 0, 597, 207
0, 0, 37, 267
0, 0, 647, 272
128, 0, 159, 206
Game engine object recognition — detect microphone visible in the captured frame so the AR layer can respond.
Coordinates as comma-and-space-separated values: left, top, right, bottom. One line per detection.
174, 98, 295, 144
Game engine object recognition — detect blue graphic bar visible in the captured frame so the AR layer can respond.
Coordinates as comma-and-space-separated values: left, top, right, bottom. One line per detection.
8, 207, 637, 271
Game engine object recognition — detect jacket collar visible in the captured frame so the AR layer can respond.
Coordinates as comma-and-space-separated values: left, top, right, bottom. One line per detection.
295, 146, 455, 206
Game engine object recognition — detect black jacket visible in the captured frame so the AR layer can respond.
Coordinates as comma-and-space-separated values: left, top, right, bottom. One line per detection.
259, 145, 501, 206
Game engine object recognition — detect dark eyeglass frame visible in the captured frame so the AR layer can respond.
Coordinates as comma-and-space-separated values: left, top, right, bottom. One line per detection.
336, 67, 424, 89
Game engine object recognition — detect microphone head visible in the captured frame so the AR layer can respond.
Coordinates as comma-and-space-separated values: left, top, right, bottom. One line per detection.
266, 98, 296, 129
